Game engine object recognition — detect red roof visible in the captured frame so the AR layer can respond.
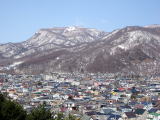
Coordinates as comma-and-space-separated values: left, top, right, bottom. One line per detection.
60, 107, 67, 112
134, 104, 144, 109
118, 88, 125, 91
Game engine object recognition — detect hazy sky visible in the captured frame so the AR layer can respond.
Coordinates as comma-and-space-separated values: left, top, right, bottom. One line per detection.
0, 0, 160, 43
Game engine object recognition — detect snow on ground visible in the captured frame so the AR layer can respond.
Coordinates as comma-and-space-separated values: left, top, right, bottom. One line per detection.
9, 61, 24, 68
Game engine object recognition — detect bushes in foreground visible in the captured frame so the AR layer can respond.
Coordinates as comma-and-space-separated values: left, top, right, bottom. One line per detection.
0, 93, 77, 120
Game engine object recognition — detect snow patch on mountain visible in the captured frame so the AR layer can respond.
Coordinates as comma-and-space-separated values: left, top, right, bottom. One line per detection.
65, 26, 77, 32
144, 24, 160, 28
10, 61, 23, 68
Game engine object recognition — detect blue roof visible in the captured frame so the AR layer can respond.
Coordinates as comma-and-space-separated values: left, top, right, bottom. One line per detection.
141, 101, 151, 105
107, 114, 121, 120
120, 105, 132, 109
148, 108, 158, 113
129, 101, 138, 105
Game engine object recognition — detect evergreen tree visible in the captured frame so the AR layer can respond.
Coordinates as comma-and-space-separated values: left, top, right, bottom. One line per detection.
0, 93, 26, 120
54, 112, 65, 120
26, 104, 52, 120
0, 93, 78, 120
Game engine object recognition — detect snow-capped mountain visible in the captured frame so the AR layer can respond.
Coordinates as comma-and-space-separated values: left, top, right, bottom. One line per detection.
0, 26, 106, 59
24, 26, 105, 46
0, 25, 160, 75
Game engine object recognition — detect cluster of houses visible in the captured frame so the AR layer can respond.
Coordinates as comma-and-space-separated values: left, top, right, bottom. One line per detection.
0, 72, 160, 120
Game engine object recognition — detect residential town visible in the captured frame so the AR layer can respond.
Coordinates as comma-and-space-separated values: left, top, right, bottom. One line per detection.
0, 72, 160, 120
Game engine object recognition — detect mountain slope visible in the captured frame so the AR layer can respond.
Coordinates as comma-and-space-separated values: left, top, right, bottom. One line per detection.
0, 25, 160, 75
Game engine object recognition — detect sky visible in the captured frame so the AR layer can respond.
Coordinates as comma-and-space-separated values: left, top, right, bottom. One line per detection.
0, 0, 160, 43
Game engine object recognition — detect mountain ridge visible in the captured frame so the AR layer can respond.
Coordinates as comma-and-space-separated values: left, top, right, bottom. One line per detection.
0, 25, 160, 75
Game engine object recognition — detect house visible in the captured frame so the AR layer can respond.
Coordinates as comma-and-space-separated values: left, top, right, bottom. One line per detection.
106, 99, 117, 105
147, 112, 160, 120
81, 114, 93, 120
118, 105, 132, 113
107, 114, 121, 120
122, 112, 136, 120
134, 108, 145, 115
63, 100, 76, 111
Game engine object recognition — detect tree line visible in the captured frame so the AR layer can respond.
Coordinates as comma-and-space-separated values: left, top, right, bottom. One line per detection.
0, 93, 78, 120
